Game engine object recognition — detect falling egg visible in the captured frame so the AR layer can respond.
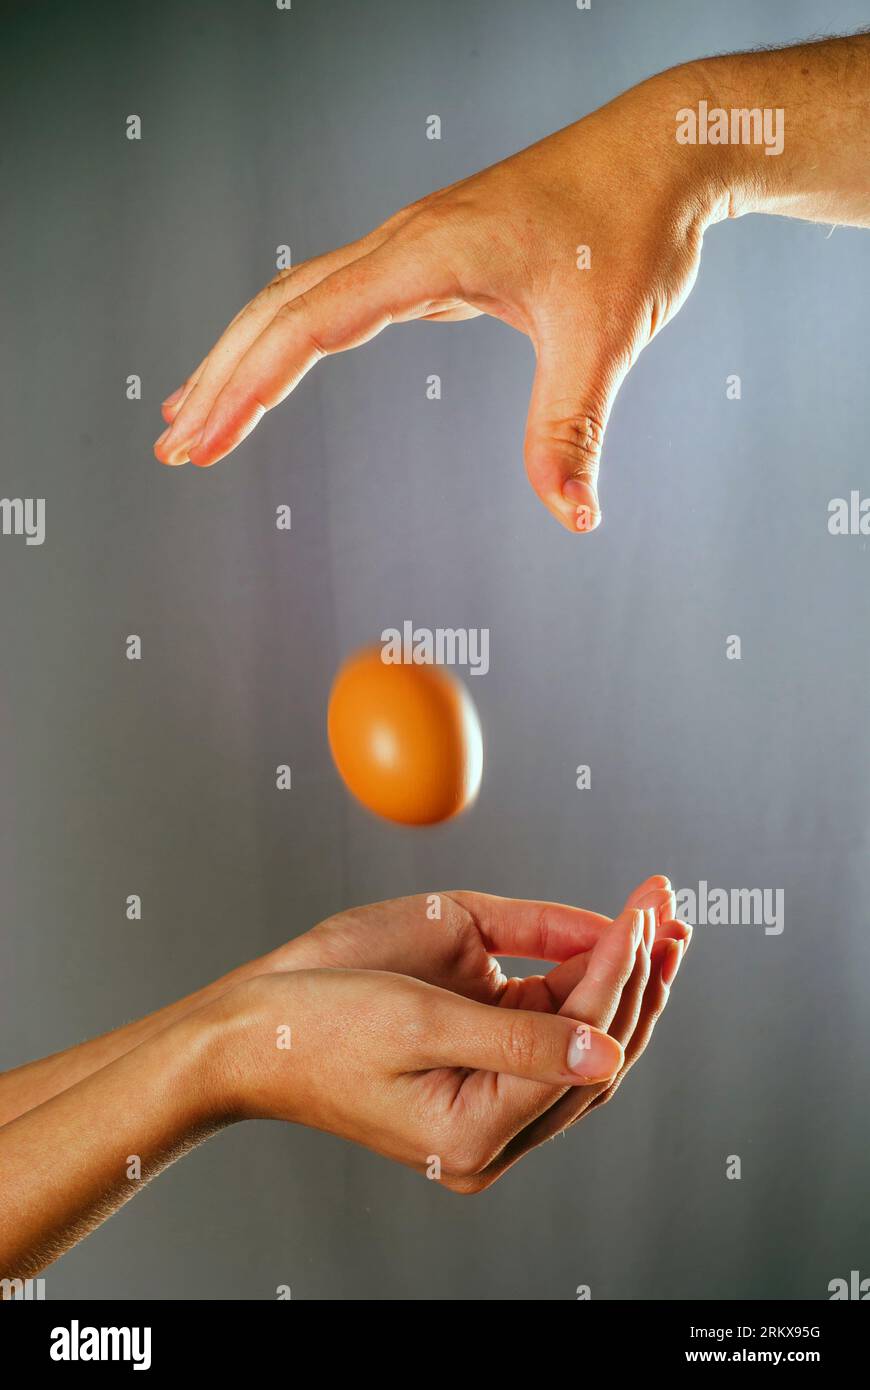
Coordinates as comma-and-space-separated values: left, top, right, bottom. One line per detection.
327, 647, 483, 825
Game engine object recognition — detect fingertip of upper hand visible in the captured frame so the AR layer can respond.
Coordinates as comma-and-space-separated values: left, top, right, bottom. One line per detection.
155, 443, 190, 466
161, 383, 187, 411
154, 429, 188, 466
188, 431, 225, 467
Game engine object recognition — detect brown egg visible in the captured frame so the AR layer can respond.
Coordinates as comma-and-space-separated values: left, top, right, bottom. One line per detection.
327, 647, 483, 825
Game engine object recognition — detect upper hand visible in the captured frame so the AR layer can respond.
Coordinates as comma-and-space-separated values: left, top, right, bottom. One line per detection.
154, 64, 722, 533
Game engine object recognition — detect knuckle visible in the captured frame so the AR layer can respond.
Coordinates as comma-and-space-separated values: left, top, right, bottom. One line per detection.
548, 409, 606, 479
398, 198, 459, 247
500, 1017, 541, 1075
378, 193, 435, 233
273, 296, 303, 325
272, 297, 328, 358
266, 266, 296, 291
437, 893, 488, 975
395, 998, 432, 1059
533, 906, 554, 964
643, 1002, 667, 1040
392, 191, 438, 222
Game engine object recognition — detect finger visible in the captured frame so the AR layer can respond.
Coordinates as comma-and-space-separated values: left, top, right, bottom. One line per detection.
448, 931, 679, 1190
624, 874, 672, 911
446, 890, 611, 963
160, 380, 193, 422
503, 913, 655, 1091
559, 923, 659, 1128
498, 930, 626, 1014
630, 886, 676, 934
656, 916, 692, 948
626, 874, 672, 903
156, 312, 274, 461
483, 886, 672, 1010
538, 949, 596, 1009
160, 347, 216, 423
453, 908, 645, 1137
462, 890, 680, 1019
496, 971, 562, 1015
524, 317, 628, 534
558, 906, 648, 1026
623, 874, 677, 937
474, 916, 661, 1178
188, 237, 459, 469
161, 295, 270, 424
420, 987, 623, 1086
586, 937, 683, 1113
498, 917, 638, 1016
160, 292, 286, 428
548, 908, 656, 1129
158, 301, 275, 448
155, 238, 384, 464
589, 913, 653, 1048
158, 190, 460, 439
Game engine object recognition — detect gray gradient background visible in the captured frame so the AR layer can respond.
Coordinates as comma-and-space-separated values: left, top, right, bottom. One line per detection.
1, 0, 869, 1300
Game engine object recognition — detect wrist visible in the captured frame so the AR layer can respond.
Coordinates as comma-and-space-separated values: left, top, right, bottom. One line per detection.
174, 996, 251, 1127
93, 1009, 239, 1145
596, 61, 737, 235
680, 53, 787, 220
254, 927, 337, 975
199, 935, 319, 1002
194, 975, 307, 1125
673, 42, 870, 227
604, 54, 802, 227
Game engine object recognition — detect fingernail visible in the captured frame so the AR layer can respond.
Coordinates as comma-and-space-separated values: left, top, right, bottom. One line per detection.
159, 419, 196, 465
631, 909, 645, 949
567, 1024, 623, 1080
161, 419, 181, 449
669, 919, 692, 948
562, 478, 600, 531
162, 384, 185, 409
662, 940, 684, 987
644, 907, 655, 952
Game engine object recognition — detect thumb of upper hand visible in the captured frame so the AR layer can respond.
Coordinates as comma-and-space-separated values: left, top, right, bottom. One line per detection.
524, 321, 628, 534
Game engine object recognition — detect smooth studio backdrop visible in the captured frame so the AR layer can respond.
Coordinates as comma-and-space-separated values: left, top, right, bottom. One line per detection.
1, 0, 869, 1299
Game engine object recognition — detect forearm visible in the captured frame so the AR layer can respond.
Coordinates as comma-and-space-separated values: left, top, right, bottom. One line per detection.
0, 1009, 226, 1281
0, 950, 289, 1127
687, 34, 870, 226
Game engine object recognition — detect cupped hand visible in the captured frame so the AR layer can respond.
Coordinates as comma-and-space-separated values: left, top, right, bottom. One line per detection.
274, 873, 684, 1011
155, 63, 721, 532
228, 875, 690, 1189
213, 962, 626, 1177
